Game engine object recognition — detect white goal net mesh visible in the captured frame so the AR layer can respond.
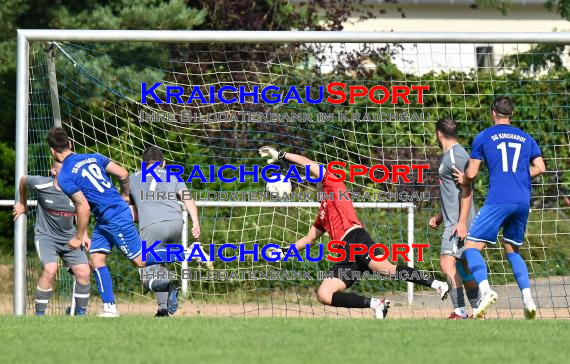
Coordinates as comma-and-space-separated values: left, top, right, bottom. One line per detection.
23, 38, 570, 318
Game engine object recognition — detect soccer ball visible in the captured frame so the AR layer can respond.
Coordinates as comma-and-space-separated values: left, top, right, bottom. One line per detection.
266, 174, 292, 198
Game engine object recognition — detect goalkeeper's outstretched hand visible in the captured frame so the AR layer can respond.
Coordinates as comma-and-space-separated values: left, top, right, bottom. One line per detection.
265, 245, 290, 260
259, 146, 286, 164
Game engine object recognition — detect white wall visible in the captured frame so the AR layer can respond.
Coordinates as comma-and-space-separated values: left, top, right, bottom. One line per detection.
338, 3, 570, 73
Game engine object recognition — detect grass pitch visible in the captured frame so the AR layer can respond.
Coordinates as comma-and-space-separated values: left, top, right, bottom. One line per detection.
0, 316, 568, 364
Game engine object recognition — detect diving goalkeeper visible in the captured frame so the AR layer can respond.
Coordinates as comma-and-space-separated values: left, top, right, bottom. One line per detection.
259, 147, 449, 319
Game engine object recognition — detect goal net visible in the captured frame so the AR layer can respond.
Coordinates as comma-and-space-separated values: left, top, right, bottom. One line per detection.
17, 31, 570, 319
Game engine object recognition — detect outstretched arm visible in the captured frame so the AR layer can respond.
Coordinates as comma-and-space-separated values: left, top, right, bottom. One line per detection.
292, 225, 325, 252
259, 146, 322, 178
106, 161, 130, 201
267, 225, 324, 259
283, 153, 322, 179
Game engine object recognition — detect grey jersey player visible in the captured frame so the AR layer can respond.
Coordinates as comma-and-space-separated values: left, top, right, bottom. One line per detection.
438, 143, 476, 233
429, 119, 479, 319
129, 146, 210, 317
130, 168, 187, 232
13, 160, 91, 316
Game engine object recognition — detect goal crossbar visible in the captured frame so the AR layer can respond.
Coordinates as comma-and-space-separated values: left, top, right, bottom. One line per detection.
16, 29, 570, 43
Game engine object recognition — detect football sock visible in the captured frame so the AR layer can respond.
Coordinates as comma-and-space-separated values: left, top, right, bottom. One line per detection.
74, 282, 90, 312
464, 248, 488, 285
396, 265, 434, 287
35, 286, 52, 315
454, 307, 468, 316
147, 277, 169, 292
522, 288, 534, 306
506, 251, 534, 306
506, 252, 531, 291
142, 266, 170, 292
465, 286, 480, 309
456, 260, 475, 282
331, 292, 369, 308
141, 266, 169, 309
155, 266, 169, 309
479, 280, 492, 295
450, 288, 466, 310
94, 266, 115, 304
156, 292, 168, 310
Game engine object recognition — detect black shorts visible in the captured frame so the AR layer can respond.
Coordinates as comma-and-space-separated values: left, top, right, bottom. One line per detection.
327, 228, 379, 288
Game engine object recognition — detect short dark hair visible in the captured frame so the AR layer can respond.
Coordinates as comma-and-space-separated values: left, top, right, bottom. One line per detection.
492, 96, 513, 117
435, 118, 458, 139
47, 127, 70, 153
143, 146, 164, 163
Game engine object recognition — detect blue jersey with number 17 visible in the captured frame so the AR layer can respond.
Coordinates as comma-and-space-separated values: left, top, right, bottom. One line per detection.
58, 153, 129, 223
470, 124, 542, 205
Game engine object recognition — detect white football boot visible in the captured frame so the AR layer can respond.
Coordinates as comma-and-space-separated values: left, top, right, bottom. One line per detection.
98, 303, 120, 318
372, 299, 390, 319
473, 289, 498, 319
434, 280, 450, 300
524, 301, 537, 320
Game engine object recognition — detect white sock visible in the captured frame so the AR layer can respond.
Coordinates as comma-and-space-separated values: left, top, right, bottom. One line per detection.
370, 297, 381, 309
522, 288, 534, 306
455, 307, 468, 317
479, 280, 491, 295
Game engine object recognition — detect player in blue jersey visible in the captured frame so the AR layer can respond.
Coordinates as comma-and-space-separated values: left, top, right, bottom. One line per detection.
47, 127, 188, 317
453, 96, 546, 319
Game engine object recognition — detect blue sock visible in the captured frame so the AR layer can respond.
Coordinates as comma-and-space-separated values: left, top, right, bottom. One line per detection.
464, 248, 488, 284
94, 266, 115, 304
456, 260, 475, 282
506, 252, 531, 290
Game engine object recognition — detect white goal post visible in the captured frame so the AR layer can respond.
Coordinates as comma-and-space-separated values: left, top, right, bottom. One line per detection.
14, 30, 570, 317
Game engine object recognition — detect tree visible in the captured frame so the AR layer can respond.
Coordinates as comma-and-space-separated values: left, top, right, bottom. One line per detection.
0, 0, 391, 254
546, 0, 570, 20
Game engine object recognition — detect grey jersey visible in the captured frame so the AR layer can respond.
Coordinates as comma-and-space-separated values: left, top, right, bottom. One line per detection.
130, 168, 186, 230
26, 176, 76, 240
438, 144, 476, 227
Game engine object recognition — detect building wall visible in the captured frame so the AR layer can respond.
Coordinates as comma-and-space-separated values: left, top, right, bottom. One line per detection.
338, 2, 570, 73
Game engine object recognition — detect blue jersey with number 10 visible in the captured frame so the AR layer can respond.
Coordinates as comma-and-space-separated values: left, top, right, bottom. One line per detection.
470, 124, 542, 205
58, 153, 129, 223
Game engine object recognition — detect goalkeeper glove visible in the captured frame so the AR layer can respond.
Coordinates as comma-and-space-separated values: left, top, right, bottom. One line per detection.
259, 146, 286, 164
266, 245, 290, 260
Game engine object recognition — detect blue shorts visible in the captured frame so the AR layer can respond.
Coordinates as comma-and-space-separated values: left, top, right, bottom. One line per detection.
90, 211, 142, 260
466, 203, 530, 246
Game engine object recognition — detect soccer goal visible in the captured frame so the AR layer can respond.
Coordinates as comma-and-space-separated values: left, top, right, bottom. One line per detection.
13, 30, 570, 319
